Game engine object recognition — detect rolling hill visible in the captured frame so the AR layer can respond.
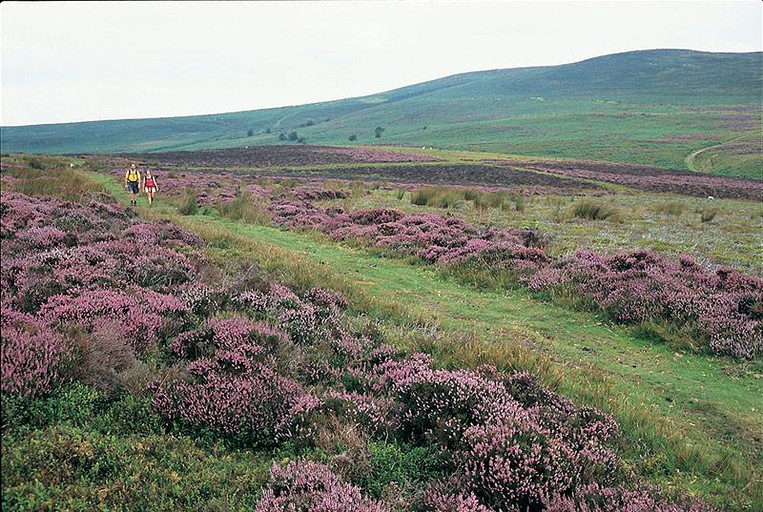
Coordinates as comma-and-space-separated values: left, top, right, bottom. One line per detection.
2, 49, 761, 177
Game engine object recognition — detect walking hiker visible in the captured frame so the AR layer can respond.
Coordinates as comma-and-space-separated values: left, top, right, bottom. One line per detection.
124, 163, 141, 206
142, 170, 159, 205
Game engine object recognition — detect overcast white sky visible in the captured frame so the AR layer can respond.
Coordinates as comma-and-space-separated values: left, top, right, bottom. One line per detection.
1, 0, 761, 126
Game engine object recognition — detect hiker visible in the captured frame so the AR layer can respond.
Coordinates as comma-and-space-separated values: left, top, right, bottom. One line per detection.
142, 170, 159, 205
124, 163, 141, 206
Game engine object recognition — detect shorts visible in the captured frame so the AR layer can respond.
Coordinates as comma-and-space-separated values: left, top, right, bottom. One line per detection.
127, 181, 139, 193
145, 186, 157, 194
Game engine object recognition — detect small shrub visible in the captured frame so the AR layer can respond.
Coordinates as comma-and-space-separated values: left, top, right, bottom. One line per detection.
68, 324, 138, 394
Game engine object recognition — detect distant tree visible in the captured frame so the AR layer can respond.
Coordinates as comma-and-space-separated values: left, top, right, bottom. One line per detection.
348, 134, 357, 141
422, 126, 427, 130
375, 126, 385, 138
278, 132, 288, 141
288, 131, 298, 141
305, 119, 315, 126
247, 128, 254, 137
265, 127, 272, 134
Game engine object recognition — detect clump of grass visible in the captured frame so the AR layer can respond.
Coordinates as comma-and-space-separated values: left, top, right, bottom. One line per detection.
177, 190, 199, 215
655, 201, 686, 216
411, 186, 462, 208
572, 200, 620, 221
699, 208, 718, 223
217, 193, 270, 224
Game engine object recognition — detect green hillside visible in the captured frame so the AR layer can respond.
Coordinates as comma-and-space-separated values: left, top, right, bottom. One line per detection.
2, 49, 761, 176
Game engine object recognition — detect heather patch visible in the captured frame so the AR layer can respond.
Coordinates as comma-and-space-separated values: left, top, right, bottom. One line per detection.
255, 460, 390, 512
529, 250, 763, 358
1, 307, 68, 399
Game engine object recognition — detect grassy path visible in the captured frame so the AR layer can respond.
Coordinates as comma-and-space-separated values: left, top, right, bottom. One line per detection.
93, 172, 762, 508
684, 133, 755, 173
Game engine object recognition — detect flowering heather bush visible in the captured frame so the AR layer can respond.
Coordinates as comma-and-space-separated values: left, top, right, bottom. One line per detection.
459, 418, 580, 509
267, 199, 332, 229
40, 287, 187, 354
320, 207, 551, 273
169, 315, 287, 360
380, 362, 526, 446
543, 483, 718, 512
323, 390, 401, 437
1, 191, 132, 243
422, 484, 496, 512
233, 284, 348, 346
2, 239, 196, 313
151, 354, 320, 445
255, 460, 390, 512
122, 221, 204, 249
438, 239, 550, 278
529, 250, 763, 358
1, 307, 68, 399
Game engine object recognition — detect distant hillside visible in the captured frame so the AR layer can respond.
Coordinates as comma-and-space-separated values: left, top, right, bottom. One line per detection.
2, 49, 761, 177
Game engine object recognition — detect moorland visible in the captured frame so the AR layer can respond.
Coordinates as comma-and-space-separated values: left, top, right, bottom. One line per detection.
1, 48, 762, 512
1, 143, 761, 511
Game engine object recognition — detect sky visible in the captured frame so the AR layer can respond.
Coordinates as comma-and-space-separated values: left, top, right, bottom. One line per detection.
1, 0, 761, 126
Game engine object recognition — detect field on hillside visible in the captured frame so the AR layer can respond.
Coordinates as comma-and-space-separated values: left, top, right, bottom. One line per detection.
1, 147, 761, 511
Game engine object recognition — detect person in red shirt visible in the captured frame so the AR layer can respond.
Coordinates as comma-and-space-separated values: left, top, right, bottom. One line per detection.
142, 170, 160, 205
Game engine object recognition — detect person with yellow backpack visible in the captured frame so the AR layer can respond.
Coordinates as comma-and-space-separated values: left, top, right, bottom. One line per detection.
124, 163, 141, 206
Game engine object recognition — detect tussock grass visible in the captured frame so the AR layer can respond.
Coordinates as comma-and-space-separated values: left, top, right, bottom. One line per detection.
217, 192, 270, 224
412, 186, 527, 213
411, 186, 462, 208
572, 200, 620, 221
699, 207, 718, 223
176, 189, 199, 215
654, 201, 686, 216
